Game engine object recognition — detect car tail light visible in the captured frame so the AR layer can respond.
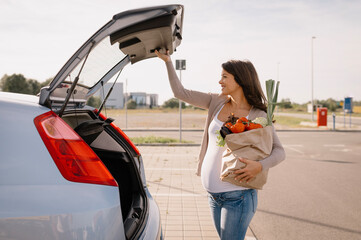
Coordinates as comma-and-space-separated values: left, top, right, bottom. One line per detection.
96, 110, 140, 156
34, 111, 117, 187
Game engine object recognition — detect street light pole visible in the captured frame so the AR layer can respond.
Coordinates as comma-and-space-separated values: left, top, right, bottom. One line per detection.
125, 78, 128, 129
176, 59, 186, 142
179, 70, 182, 142
311, 36, 316, 121
276, 62, 280, 115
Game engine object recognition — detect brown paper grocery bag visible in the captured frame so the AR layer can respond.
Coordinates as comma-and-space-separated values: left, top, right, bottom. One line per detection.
220, 126, 273, 190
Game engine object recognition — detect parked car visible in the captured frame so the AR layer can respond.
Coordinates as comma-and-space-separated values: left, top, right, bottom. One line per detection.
0, 4, 184, 240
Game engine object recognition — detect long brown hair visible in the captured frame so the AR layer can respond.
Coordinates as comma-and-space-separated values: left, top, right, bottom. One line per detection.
222, 60, 267, 112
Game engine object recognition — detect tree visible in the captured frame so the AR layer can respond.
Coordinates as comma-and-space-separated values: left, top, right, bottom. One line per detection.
86, 96, 102, 108
0, 74, 30, 94
0, 74, 51, 95
162, 98, 186, 109
278, 98, 293, 109
316, 98, 340, 112
41, 78, 53, 88
0, 74, 8, 90
27, 79, 41, 95
127, 99, 137, 109
291, 102, 307, 112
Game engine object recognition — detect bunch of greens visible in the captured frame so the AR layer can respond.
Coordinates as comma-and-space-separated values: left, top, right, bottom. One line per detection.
216, 130, 226, 147
265, 79, 280, 126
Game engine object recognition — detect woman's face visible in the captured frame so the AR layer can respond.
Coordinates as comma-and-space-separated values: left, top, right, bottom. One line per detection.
219, 69, 241, 95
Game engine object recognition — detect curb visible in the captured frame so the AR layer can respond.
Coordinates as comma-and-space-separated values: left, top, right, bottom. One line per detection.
135, 143, 201, 147
124, 128, 361, 133
276, 129, 361, 132
123, 128, 203, 132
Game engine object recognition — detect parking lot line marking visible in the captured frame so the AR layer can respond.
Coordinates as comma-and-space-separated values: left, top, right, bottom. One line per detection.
323, 144, 345, 147
147, 168, 194, 171
323, 144, 351, 152
153, 193, 204, 197
283, 145, 304, 154
245, 237, 257, 240
284, 144, 304, 147
331, 148, 351, 152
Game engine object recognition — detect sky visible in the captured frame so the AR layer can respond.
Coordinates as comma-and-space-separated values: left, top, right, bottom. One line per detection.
1, 0, 360, 104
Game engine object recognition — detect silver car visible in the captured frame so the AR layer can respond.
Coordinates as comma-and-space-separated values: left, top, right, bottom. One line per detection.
0, 4, 184, 239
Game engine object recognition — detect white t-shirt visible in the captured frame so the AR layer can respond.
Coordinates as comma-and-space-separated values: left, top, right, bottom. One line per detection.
201, 105, 248, 193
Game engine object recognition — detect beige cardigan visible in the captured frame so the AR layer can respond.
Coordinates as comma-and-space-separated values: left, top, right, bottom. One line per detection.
165, 61, 286, 176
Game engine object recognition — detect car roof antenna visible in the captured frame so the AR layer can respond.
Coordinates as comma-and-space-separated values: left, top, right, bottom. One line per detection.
59, 41, 95, 118
96, 67, 123, 117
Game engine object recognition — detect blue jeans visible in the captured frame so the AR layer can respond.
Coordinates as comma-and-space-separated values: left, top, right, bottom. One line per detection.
208, 189, 258, 240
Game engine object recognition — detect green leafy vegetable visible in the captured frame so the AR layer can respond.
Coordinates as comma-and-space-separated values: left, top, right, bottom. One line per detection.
216, 130, 226, 147
265, 79, 280, 126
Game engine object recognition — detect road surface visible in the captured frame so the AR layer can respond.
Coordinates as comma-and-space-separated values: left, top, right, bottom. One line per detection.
251, 131, 361, 240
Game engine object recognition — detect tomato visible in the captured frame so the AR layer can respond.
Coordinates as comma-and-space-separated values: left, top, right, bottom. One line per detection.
235, 117, 246, 123
232, 122, 245, 133
246, 122, 263, 130
245, 122, 252, 131
252, 123, 263, 129
224, 122, 233, 130
229, 124, 237, 133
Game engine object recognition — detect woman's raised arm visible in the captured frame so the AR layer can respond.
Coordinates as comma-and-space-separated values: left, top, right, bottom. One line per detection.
155, 50, 213, 109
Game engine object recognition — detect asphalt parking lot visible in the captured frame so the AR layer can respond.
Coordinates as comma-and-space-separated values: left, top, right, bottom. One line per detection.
138, 130, 361, 240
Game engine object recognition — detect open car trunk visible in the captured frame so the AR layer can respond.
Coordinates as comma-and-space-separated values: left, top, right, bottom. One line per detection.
35, 5, 184, 239
61, 110, 147, 240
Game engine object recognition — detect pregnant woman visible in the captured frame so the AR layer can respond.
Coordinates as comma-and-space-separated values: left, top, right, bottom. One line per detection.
155, 50, 285, 240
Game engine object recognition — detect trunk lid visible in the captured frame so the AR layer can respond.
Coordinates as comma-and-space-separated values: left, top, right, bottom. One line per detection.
39, 4, 184, 114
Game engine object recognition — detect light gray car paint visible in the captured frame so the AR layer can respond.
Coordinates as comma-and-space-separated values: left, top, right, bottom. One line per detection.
0, 92, 126, 239
0, 92, 161, 239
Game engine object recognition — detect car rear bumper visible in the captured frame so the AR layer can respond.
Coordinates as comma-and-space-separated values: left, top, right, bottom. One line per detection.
0, 184, 125, 239
138, 188, 163, 240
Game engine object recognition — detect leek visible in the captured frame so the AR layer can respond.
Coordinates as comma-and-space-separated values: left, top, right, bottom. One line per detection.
266, 79, 280, 126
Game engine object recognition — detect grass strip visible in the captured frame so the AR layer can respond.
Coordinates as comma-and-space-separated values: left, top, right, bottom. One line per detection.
130, 135, 193, 144
274, 115, 313, 128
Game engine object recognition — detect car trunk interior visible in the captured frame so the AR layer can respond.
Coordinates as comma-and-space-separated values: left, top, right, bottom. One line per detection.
61, 110, 146, 239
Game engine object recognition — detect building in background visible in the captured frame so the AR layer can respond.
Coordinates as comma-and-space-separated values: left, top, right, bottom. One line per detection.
94, 82, 124, 109
147, 93, 158, 109
129, 92, 158, 108
94, 83, 158, 109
